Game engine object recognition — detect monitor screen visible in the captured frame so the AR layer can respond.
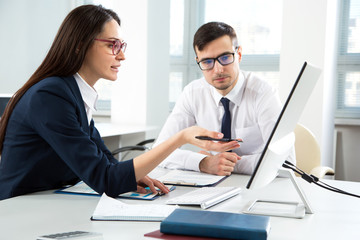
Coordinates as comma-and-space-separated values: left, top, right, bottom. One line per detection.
246, 62, 322, 190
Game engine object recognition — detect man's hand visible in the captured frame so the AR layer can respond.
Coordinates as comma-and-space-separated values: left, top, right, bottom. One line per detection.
199, 152, 241, 176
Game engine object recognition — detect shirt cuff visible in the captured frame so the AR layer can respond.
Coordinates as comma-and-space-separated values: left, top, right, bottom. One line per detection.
183, 152, 208, 172
234, 154, 259, 175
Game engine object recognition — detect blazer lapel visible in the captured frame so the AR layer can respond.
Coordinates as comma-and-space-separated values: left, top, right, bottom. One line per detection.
63, 76, 90, 134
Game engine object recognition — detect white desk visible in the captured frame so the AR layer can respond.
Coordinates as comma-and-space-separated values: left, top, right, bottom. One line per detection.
1, 169, 360, 239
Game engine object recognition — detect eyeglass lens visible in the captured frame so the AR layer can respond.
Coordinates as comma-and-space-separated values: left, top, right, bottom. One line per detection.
199, 53, 234, 70
114, 40, 127, 55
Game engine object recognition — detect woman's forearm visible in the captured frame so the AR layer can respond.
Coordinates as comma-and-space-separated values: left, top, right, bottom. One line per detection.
133, 130, 186, 181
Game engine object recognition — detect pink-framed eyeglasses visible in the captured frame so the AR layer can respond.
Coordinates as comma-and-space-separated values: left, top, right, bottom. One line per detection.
94, 38, 127, 55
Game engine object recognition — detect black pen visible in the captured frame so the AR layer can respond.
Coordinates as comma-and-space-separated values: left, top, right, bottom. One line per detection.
195, 136, 243, 143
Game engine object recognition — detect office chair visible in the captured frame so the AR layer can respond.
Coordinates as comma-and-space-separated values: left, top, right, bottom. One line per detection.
293, 123, 335, 178
111, 138, 155, 161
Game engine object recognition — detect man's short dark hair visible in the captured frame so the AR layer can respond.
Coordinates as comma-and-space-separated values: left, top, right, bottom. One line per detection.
193, 22, 238, 53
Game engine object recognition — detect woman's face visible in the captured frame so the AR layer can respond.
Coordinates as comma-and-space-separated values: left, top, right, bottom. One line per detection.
79, 19, 125, 86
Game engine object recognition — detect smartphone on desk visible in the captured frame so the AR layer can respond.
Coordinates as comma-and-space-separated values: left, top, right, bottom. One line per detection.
195, 136, 243, 143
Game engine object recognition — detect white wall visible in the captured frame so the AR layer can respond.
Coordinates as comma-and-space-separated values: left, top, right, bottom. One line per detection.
334, 124, 360, 182
110, 0, 149, 125
109, 0, 170, 137
146, 0, 170, 138
0, 0, 70, 94
279, 0, 339, 169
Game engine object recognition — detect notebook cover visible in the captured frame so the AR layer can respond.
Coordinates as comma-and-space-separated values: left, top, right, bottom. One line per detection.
160, 209, 270, 240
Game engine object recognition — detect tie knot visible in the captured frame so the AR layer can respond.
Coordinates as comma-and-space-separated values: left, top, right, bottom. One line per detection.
220, 97, 230, 109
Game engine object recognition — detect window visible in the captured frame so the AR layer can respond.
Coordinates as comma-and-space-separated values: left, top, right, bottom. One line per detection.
169, 0, 283, 111
93, 80, 112, 116
92, 0, 116, 116
169, 0, 202, 110
336, 0, 360, 118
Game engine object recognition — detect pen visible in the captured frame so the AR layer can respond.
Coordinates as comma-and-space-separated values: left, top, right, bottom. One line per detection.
162, 181, 197, 186
195, 136, 243, 143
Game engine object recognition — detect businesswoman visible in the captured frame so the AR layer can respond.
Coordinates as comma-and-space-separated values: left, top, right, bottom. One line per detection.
0, 5, 239, 200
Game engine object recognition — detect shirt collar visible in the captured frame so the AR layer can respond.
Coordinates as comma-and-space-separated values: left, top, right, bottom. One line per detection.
74, 73, 98, 112
212, 71, 245, 106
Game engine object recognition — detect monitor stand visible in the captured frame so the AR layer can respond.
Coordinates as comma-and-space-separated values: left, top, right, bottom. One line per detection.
243, 168, 314, 218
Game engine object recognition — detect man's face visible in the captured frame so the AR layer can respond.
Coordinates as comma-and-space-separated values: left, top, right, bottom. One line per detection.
195, 35, 241, 96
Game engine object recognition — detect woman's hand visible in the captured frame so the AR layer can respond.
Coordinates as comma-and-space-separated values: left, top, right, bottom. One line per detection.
136, 175, 169, 194
181, 126, 241, 152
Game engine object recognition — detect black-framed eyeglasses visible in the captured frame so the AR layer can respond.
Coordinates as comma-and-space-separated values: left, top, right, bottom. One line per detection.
94, 38, 127, 55
197, 52, 235, 71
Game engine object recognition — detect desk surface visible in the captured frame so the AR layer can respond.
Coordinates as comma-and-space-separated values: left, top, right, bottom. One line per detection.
1, 168, 360, 240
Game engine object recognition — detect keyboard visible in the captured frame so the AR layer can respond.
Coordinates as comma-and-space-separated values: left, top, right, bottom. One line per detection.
37, 231, 103, 240
166, 186, 241, 209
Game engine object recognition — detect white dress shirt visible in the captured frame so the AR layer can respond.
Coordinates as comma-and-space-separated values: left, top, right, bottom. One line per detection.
154, 70, 295, 175
74, 73, 98, 125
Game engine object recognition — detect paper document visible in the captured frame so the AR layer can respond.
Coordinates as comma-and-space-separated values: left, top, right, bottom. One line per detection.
156, 169, 227, 187
91, 193, 178, 221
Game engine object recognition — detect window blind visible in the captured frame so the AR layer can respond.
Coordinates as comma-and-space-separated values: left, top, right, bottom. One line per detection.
336, 0, 360, 118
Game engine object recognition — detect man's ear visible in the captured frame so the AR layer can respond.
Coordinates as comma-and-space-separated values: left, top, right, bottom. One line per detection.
237, 46, 242, 62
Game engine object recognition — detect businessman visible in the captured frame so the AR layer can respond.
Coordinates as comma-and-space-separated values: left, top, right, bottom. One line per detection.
154, 21, 295, 176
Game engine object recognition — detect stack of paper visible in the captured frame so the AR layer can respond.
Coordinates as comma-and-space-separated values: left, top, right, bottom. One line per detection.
156, 169, 227, 187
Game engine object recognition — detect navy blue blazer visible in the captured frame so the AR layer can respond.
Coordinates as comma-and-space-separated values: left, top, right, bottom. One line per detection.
0, 76, 137, 200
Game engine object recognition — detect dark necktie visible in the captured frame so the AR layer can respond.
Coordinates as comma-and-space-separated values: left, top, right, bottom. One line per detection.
220, 97, 231, 139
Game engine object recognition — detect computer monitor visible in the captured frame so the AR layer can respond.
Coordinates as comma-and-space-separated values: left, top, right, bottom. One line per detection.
243, 62, 322, 218
0, 94, 12, 118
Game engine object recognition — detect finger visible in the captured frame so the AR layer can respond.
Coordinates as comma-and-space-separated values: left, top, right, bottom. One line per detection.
153, 179, 170, 194
223, 141, 241, 151
207, 131, 224, 139
219, 152, 240, 163
228, 153, 241, 163
223, 159, 236, 167
137, 176, 156, 192
137, 185, 147, 193
217, 169, 232, 176
143, 177, 158, 194
206, 141, 240, 152
222, 165, 234, 175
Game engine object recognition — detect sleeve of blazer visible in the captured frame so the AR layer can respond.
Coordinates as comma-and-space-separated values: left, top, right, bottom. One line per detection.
28, 78, 137, 198
89, 120, 118, 164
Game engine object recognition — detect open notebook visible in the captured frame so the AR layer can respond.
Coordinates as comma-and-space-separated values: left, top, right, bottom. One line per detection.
91, 193, 178, 221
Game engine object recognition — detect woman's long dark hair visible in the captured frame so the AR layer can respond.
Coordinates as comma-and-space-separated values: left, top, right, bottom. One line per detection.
0, 4, 120, 154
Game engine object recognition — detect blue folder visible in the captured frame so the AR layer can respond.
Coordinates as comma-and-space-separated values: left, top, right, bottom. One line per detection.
160, 209, 270, 240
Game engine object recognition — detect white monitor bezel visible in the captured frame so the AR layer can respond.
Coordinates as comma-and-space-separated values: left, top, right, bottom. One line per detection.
246, 61, 322, 190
